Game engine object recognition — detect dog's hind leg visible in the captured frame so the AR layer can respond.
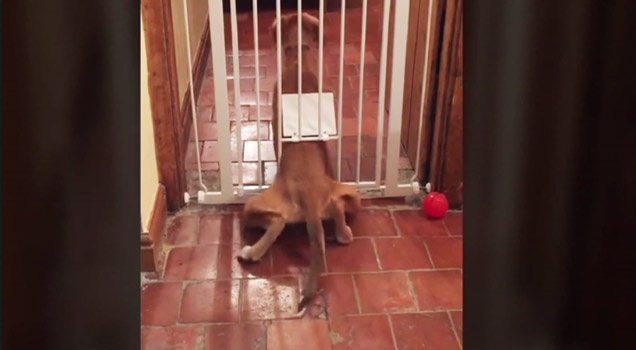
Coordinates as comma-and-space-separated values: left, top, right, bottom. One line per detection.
239, 190, 288, 262
331, 197, 353, 244
238, 214, 285, 262
331, 182, 362, 217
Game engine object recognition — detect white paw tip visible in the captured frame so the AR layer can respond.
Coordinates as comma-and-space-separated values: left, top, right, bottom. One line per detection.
337, 226, 354, 244
239, 245, 257, 261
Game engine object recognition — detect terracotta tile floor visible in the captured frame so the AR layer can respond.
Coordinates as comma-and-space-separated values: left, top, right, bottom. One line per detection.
141, 203, 463, 349
186, 4, 416, 196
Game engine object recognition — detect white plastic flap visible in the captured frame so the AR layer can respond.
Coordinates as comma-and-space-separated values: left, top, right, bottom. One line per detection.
281, 92, 338, 138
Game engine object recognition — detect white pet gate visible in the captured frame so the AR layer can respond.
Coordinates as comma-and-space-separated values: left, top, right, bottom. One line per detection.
183, 0, 434, 204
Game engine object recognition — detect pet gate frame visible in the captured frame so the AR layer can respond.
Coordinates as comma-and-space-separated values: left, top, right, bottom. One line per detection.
184, 0, 434, 204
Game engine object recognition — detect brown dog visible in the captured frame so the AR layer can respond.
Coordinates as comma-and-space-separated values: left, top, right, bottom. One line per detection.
238, 13, 361, 312
271, 12, 323, 159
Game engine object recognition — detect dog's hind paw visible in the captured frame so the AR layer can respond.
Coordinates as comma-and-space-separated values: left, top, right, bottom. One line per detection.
336, 226, 354, 244
237, 245, 259, 263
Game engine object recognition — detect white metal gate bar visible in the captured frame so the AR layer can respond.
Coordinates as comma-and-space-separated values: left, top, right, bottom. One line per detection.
275, 0, 283, 164
187, 0, 427, 204
207, 0, 232, 199
296, 0, 303, 139
336, 0, 346, 181
355, 0, 368, 183
384, 0, 411, 196
228, 0, 244, 196
182, 0, 208, 194
318, 0, 324, 139
375, 0, 391, 186
252, 0, 263, 187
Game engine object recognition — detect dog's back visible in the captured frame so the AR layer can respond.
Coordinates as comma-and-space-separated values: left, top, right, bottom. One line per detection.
272, 58, 335, 218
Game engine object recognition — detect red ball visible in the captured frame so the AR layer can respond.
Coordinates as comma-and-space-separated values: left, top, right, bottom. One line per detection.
422, 192, 449, 219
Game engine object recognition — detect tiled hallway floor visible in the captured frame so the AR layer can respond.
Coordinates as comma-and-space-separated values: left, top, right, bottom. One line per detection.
141, 201, 463, 349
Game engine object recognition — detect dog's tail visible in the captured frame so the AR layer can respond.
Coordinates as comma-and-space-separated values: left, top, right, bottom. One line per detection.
297, 208, 324, 312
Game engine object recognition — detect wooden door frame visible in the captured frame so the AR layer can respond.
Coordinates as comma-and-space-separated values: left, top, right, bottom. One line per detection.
398, 0, 463, 206
398, 0, 443, 174
428, 0, 463, 201
141, 0, 186, 211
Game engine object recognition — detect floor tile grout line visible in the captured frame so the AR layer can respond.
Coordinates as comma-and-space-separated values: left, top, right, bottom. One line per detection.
263, 319, 270, 349
386, 314, 399, 350
324, 267, 462, 275
142, 319, 268, 329
156, 317, 299, 327
238, 278, 244, 323
390, 207, 426, 213
195, 214, 202, 245
370, 238, 383, 270
154, 268, 464, 284
305, 309, 466, 321
447, 310, 463, 349
442, 219, 452, 237
361, 204, 419, 211
388, 209, 403, 237
162, 241, 460, 278
142, 308, 467, 330
199, 325, 208, 350
160, 247, 173, 280
180, 205, 420, 217
227, 228, 446, 249
405, 271, 420, 312
351, 274, 363, 315
353, 234, 403, 239
159, 215, 180, 278
175, 281, 187, 326
421, 238, 437, 269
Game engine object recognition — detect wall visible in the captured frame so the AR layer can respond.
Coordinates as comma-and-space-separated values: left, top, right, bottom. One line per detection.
171, 0, 209, 102
140, 15, 160, 232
